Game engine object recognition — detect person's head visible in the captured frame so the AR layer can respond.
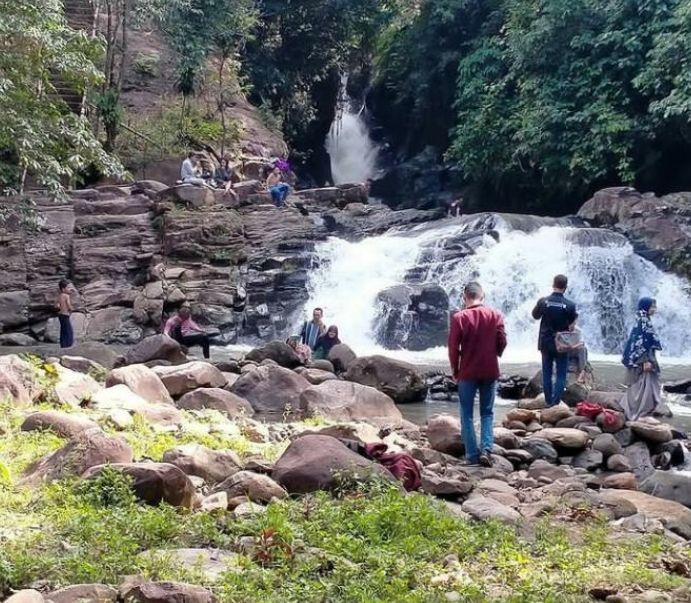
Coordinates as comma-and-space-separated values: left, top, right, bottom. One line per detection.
312, 307, 323, 322
326, 325, 339, 339
272, 167, 281, 176
638, 297, 657, 316
187, 151, 195, 160
462, 281, 484, 307
179, 303, 191, 319
221, 157, 230, 169
553, 274, 568, 292
58, 279, 69, 292
286, 336, 299, 350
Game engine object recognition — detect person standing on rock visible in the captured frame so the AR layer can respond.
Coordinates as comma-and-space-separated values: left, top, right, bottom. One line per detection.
448, 282, 507, 467
164, 303, 211, 359
621, 297, 663, 420
300, 307, 326, 350
532, 274, 578, 407
55, 279, 74, 348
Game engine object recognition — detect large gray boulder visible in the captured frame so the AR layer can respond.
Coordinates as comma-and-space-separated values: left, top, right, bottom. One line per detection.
272, 434, 396, 494
624, 441, 655, 481
152, 362, 227, 397
120, 581, 216, 603
162, 444, 243, 484
176, 387, 254, 418
299, 380, 402, 422
426, 414, 463, 457
230, 364, 310, 417
213, 470, 288, 503
21, 411, 99, 440
327, 343, 356, 373
343, 355, 427, 404
106, 364, 173, 404
125, 334, 187, 366
245, 341, 302, 368
641, 470, 691, 508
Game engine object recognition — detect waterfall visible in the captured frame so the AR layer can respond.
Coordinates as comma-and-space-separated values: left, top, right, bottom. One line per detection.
325, 79, 379, 185
304, 223, 691, 362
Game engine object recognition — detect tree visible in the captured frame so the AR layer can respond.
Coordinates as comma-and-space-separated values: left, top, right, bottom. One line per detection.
0, 0, 124, 195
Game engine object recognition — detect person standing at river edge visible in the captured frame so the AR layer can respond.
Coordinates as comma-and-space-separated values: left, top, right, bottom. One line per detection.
300, 307, 326, 350
448, 282, 507, 467
532, 274, 578, 407
55, 279, 74, 348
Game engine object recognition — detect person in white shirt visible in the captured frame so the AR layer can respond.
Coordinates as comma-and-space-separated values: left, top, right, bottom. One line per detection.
180, 152, 207, 186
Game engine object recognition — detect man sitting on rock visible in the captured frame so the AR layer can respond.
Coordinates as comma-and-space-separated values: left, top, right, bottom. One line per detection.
163, 303, 211, 359
180, 152, 208, 187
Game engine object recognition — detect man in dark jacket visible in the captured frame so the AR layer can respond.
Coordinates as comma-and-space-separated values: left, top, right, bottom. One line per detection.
532, 274, 578, 406
448, 282, 507, 466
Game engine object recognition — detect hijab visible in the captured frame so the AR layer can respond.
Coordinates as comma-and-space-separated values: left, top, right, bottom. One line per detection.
622, 297, 662, 368
317, 325, 341, 353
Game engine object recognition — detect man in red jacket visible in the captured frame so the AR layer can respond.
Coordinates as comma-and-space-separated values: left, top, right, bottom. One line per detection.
448, 282, 507, 466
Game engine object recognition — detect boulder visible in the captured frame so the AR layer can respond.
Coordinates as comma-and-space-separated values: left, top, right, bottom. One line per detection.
641, 470, 691, 508
505, 408, 539, 424
60, 355, 107, 376
461, 496, 521, 524
92, 384, 183, 425
272, 434, 395, 494
517, 395, 547, 410
125, 334, 187, 366
0, 354, 42, 407
629, 419, 673, 444
532, 428, 589, 450
527, 460, 572, 482
21, 411, 99, 439
327, 343, 356, 373
230, 365, 310, 417
176, 388, 254, 418
214, 470, 287, 503
162, 444, 243, 484
540, 403, 572, 424
592, 433, 623, 458
4, 591, 45, 603
22, 429, 133, 483
83, 463, 195, 508
624, 441, 655, 481
426, 414, 463, 457
245, 341, 302, 369
46, 584, 118, 603
300, 368, 338, 385
299, 380, 402, 422
48, 363, 101, 407
120, 581, 216, 603
493, 427, 520, 450
420, 469, 473, 497
572, 450, 603, 471
519, 438, 559, 463
657, 440, 686, 467
200, 492, 228, 513
343, 355, 427, 404
308, 359, 335, 373
562, 382, 590, 407
603, 473, 638, 490
152, 362, 227, 397
607, 454, 633, 472
106, 364, 173, 404
588, 390, 625, 412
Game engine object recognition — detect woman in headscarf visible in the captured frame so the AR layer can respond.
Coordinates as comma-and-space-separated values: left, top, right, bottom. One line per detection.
313, 325, 341, 360
621, 297, 663, 420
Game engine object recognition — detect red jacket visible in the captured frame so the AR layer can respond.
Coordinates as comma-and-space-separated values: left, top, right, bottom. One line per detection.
448, 304, 507, 381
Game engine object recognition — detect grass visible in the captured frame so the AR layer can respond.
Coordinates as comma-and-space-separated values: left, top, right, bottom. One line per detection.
1, 401, 690, 601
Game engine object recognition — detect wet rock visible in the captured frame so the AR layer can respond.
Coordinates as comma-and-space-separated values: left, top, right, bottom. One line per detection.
106, 364, 173, 404
497, 375, 530, 400
176, 387, 254, 419
520, 438, 558, 463
343, 355, 427, 404
629, 419, 673, 444
245, 341, 302, 369
214, 470, 287, 503
607, 454, 633, 472
592, 433, 623, 458
533, 428, 589, 450
299, 380, 402, 422
21, 411, 99, 439
46, 584, 118, 603
162, 444, 243, 484
624, 441, 655, 480
84, 462, 195, 508
125, 334, 187, 365
327, 343, 356, 373
603, 473, 638, 490
272, 434, 395, 494
120, 581, 216, 603
461, 496, 521, 524
573, 450, 603, 471
641, 470, 691, 508
152, 362, 227, 397
22, 428, 132, 484
230, 364, 310, 418
656, 440, 686, 467
664, 379, 691, 394
427, 414, 463, 457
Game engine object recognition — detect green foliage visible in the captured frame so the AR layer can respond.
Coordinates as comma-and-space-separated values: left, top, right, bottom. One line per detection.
0, 0, 124, 196
132, 51, 160, 78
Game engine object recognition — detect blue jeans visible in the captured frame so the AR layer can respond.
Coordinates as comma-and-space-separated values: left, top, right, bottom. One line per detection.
270, 183, 290, 207
458, 380, 496, 462
59, 314, 74, 348
542, 351, 568, 406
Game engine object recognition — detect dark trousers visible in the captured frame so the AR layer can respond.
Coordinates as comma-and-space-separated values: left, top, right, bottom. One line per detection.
542, 351, 568, 406
58, 314, 74, 348
181, 334, 210, 359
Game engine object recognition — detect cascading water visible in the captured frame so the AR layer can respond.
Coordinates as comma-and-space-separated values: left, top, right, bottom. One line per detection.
304, 222, 691, 362
325, 78, 379, 185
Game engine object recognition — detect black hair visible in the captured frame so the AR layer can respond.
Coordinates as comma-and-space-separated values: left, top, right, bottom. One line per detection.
314, 307, 323, 314
463, 281, 483, 300
553, 274, 568, 290
59, 279, 69, 291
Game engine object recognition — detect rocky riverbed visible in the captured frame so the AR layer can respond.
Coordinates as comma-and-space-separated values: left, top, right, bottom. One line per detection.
2, 337, 691, 602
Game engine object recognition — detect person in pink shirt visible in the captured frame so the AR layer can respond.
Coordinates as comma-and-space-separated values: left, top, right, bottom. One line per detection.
164, 304, 211, 359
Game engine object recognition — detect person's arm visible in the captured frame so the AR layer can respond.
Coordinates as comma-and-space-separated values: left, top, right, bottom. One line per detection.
163, 316, 176, 336
66, 294, 73, 313
496, 313, 507, 357
447, 315, 462, 381
568, 302, 578, 325
531, 297, 545, 320
188, 318, 205, 333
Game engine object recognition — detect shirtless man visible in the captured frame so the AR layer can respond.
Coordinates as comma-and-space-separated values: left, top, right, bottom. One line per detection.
56, 279, 74, 348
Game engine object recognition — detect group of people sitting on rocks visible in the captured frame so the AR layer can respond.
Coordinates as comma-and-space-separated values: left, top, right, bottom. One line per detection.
286, 307, 342, 364
448, 274, 664, 467
179, 151, 292, 208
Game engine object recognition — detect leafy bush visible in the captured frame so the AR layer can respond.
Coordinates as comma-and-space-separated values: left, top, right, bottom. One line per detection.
132, 51, 160, 78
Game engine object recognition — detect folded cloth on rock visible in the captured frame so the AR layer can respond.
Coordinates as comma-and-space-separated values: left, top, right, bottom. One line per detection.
339, 439, 421, 491
575, 401, 603, 420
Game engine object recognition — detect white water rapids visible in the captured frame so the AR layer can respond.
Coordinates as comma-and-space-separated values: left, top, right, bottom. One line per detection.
304, 223, 691, 363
